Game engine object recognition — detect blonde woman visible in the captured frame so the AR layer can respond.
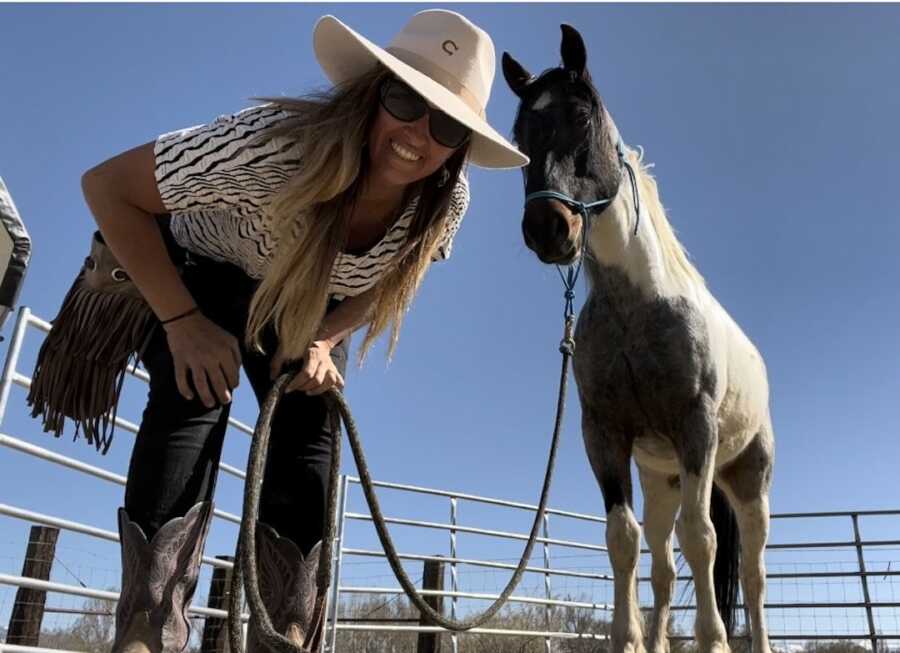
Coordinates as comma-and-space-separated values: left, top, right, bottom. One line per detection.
80, 9, 527, 653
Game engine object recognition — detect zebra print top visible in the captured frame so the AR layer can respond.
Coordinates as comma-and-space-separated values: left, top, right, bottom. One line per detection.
154, 104, 470, 298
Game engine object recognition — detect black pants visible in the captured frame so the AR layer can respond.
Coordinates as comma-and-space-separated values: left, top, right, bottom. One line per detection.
123, 236, 347, 556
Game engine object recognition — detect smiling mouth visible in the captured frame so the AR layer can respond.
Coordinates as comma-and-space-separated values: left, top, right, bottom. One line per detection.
390, 140, 422, 162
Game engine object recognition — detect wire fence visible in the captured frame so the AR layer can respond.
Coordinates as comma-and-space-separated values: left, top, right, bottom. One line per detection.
0, 307, 898, 653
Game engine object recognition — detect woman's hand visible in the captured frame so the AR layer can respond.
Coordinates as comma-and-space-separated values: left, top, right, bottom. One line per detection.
163, 311, 242, 407
270, 340, 345, 396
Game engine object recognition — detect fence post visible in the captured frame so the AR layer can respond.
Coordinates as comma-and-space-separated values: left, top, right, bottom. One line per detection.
0, 306, 30, 427
6, 525, 59, 646
326, 474, 350, 653
851, 514, 879, 652
542, 512, 552, 653
416, 557, 445, 653
449, 497, 459, 653
201, 555, 235, 653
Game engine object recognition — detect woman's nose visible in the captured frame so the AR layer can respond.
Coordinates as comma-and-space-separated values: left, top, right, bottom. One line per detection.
405, 115, 430, 145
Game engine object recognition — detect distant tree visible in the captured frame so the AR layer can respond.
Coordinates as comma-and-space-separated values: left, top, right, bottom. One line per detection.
39, 596, 115, 652
334, 594, 420, 652
555, 604, 612, 652
36, 596, 206, 653
800, 642, 869, 653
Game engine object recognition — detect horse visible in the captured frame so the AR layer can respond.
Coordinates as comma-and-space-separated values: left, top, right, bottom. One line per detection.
502, 25, 774, 653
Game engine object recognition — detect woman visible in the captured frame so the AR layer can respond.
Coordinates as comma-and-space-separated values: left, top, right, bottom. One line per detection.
81, 9, 527, 653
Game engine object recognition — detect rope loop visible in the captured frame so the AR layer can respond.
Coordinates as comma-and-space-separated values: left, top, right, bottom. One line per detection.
230, 314, 575, 645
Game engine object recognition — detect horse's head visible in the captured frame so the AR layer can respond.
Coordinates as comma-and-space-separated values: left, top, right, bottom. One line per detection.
503, 25, 624, 265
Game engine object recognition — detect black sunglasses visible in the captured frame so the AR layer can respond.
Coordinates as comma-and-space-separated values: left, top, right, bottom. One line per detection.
379, 77, 472, 149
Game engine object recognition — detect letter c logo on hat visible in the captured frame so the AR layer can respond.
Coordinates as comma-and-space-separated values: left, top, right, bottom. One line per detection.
442, 40, 458, 56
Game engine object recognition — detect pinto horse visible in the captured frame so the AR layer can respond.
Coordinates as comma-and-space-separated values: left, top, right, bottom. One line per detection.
503, 26, 774, 653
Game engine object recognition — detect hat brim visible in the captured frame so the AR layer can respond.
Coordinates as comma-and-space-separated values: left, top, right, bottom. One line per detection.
313, 15, 528, 170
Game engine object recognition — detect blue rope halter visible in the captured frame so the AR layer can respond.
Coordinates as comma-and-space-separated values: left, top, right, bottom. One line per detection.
523, 139, 641, 326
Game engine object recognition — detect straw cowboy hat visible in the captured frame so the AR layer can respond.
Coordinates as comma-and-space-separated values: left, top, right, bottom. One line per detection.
313, 9, 529, 169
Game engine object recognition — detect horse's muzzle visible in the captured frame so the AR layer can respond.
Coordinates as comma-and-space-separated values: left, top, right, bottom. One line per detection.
522, 199, 581, 265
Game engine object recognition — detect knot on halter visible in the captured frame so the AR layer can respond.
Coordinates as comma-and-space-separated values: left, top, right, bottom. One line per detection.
522, 137, 642, 353
559, 314, 576, 355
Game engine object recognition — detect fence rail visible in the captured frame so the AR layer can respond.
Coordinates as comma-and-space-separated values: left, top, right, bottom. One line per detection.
1, 306, 898, 652
331, 476, 900, 649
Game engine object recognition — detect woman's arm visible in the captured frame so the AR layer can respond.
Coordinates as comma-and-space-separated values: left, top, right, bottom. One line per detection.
81, 142, 242, 407
315, 287, 378, 349
274, 288, 378, 395
82, 142, 196, 321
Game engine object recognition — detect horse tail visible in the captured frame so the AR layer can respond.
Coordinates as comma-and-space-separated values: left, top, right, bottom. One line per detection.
711, 483, 740, 638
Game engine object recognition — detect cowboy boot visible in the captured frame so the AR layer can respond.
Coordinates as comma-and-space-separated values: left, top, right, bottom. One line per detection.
112, 501, 214, 653
246, 522, 326, 652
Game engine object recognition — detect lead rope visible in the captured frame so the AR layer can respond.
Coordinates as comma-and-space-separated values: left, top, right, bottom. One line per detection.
226, 143, 651, 650
227, 364, 342, 653
228, 311, 577, 651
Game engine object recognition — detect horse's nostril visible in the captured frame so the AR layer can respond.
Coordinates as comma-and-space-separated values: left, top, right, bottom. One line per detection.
553, 213, 569, 245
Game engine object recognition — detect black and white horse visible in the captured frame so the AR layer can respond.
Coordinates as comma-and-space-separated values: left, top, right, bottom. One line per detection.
503, 26, 774, 653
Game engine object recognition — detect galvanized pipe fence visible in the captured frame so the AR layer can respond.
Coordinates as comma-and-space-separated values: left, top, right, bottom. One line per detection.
0, 306, 898, 652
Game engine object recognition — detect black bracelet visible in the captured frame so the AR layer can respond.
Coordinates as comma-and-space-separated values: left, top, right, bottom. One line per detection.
161, 306, 201, 326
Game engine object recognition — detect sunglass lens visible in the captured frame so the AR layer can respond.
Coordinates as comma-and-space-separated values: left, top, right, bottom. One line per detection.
430, 111, 471, 148
381, 80, 426, 122
381, 78, 471, 148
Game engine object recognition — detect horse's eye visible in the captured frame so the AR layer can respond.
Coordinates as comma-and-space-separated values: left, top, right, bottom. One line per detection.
573, 108, 593, 127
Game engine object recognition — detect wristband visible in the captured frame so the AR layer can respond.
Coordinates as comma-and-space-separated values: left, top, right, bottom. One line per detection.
161, 306, 200, 326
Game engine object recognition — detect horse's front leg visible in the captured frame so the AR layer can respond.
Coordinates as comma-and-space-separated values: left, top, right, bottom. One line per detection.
638, 465, 681, 653
582, 409, 645, 653
675, 398, 730, 653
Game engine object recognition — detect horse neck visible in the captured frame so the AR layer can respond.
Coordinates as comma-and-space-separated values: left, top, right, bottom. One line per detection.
584, 156, 705, 301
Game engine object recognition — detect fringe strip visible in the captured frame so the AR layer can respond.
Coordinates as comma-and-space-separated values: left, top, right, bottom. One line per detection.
27, 272, 156, 454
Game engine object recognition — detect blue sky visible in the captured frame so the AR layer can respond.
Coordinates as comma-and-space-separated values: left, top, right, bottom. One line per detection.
0, 2, 898, 631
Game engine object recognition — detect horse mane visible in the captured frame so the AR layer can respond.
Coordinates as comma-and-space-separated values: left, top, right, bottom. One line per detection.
623, 146, 706, 288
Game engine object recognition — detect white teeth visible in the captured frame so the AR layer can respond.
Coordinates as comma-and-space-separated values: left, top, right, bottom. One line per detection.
391, 140, 421, 162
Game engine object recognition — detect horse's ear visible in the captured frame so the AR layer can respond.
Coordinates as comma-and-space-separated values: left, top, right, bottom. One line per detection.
560, 24, 588, 78
502, 52, 534, 98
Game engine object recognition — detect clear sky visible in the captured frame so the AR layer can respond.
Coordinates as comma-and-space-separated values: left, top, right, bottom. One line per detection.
0, 2, 898, 634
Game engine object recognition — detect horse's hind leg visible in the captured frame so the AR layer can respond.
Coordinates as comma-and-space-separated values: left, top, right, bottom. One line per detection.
718, 426, 774, 653
638, 465, 681, 653
675, 399, 730, 653
582, 411, 644, 653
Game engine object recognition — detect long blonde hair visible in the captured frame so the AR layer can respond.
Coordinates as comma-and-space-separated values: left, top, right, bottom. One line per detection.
245, 63, 470, 363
